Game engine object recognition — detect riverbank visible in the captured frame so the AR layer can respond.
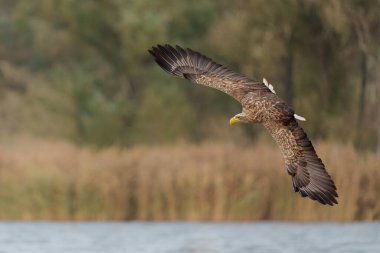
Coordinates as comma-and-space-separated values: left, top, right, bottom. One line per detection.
0, 138, 378, 221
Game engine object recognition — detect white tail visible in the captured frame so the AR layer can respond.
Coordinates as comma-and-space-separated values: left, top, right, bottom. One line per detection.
262, 78, 304, 121
294, 114, 306, 121
263, 78, 276, 94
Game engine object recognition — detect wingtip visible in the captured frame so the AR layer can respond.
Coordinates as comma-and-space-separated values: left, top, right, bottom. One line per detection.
148, 43, 194, 78
148, 48, 155, 56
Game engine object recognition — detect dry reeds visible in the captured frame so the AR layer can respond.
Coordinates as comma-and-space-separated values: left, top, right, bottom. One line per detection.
0, 138, 379, 221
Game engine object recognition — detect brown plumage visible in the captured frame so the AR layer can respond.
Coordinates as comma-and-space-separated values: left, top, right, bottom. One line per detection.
149, 44, 338, 205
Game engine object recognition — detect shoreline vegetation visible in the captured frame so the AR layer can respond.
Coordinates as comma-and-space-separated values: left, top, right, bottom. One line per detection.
0, 138, 379, 221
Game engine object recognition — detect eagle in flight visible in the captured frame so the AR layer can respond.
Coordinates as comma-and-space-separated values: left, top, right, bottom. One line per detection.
149, 44, 338, 205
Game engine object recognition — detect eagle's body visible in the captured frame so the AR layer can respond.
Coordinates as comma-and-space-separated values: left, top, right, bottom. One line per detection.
149, 44, 338, 205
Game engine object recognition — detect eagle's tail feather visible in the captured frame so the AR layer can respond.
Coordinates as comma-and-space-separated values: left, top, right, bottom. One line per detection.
294, 114, 306, 121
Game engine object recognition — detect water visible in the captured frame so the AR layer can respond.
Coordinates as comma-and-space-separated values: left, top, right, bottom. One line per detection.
0, 222, 379, 253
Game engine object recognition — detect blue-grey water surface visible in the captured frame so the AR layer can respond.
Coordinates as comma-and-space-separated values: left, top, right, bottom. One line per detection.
0, 222, 379, 253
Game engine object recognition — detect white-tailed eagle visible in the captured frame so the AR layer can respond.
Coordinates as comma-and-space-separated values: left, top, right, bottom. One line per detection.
149, 44, 338, 205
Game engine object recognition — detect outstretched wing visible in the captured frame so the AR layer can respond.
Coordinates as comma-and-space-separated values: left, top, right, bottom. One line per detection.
264, 119, 338, 205
149, 44, 270, 102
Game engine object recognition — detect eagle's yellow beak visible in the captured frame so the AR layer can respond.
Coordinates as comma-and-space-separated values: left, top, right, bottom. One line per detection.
229, 116, 240, 125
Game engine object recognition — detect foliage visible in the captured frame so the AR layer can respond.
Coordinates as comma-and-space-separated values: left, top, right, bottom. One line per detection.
0, 0, 379, 149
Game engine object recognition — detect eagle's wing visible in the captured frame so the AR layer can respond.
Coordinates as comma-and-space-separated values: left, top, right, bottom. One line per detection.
149, 44, 270, 102
264, 119, 338, 205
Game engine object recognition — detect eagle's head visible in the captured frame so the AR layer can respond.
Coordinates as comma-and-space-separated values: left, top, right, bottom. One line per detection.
229, 112, 249, 125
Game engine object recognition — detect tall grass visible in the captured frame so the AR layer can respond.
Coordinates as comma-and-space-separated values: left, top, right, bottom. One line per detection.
0, 138, 379, 221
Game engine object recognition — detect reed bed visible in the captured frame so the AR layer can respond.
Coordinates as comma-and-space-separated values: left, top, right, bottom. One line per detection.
0, 138, 379, 221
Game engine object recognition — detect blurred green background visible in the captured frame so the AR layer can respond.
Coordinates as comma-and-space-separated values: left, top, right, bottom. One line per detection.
1, 0, 379, 148
0, 0, 379, 221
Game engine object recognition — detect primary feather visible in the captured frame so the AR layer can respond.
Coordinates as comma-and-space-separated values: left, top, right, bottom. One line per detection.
149, 44, 338, 205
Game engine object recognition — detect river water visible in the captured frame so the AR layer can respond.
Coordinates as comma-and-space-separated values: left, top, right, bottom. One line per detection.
0, 222, 379, 253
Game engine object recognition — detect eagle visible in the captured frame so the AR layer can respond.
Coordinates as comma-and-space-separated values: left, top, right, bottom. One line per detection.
148, 44, 338, 205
